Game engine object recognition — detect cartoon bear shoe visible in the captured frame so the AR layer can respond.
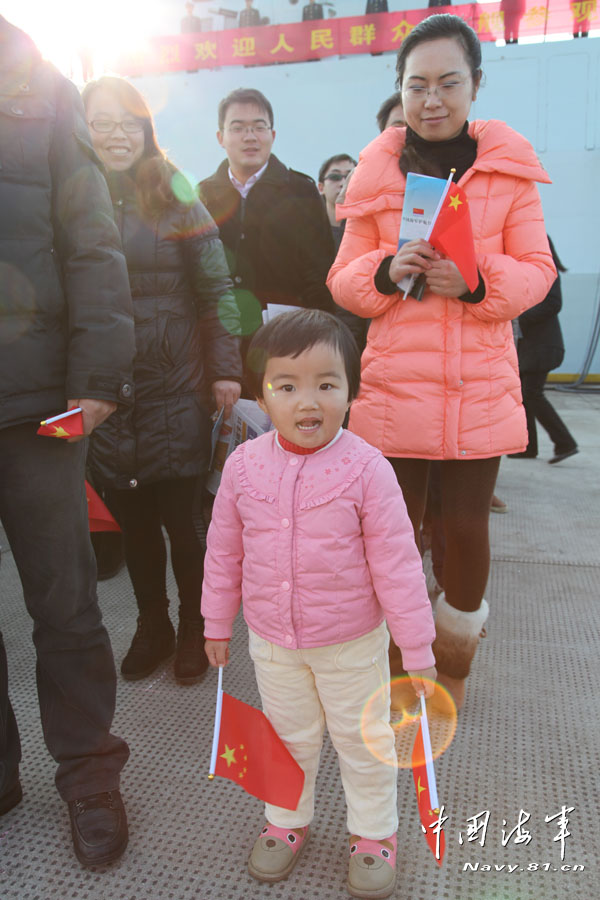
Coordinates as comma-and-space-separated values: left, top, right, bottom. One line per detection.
347, 834, 397, 899
248, 823, 310, 883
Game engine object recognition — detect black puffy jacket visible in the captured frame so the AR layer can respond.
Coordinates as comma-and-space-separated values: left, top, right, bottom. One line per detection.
88, 172, 242, 489
0, 17, 135, 428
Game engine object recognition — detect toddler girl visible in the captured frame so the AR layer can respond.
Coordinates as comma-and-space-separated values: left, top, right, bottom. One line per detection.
202, 309, 436, 899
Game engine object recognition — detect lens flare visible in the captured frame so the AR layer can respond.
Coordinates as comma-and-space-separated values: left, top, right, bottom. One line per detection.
360, 676, 457, 770
228, 291, 263, 336
171, 171, 196, 206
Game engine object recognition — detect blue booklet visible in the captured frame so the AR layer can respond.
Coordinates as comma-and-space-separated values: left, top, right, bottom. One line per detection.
397, 172, 449, 299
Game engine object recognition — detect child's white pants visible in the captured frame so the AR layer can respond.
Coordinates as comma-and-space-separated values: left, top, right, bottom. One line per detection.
248, 622, 398, 839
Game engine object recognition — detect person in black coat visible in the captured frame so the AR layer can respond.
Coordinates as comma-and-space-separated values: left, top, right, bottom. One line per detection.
366, 0, 389, 12
0, 16, 134, 864
82, 76, 243, 685
239, 0, 261, 27
198, 88, 335, 387
302, 0, 325, 20
509, 237, 578, 464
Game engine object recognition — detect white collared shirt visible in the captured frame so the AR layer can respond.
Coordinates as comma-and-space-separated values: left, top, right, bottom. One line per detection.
228, 160, 269, 200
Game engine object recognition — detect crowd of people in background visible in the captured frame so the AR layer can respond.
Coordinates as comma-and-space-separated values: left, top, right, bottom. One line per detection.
180, 0, 594, 41
0, 8, 580, 895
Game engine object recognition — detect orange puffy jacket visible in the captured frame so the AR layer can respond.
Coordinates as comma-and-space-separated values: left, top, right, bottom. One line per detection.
328, 120, 556, 460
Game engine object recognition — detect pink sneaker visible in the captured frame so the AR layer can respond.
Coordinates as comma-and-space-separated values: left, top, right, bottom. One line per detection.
347, 834, 397, 899
248, 823, 309, 883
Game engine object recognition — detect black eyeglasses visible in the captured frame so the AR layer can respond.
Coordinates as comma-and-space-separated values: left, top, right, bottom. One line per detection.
324, 173, 347, 182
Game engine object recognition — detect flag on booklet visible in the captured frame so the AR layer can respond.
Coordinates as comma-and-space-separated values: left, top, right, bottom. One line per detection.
85, 481, 121, 533
429, 184, 479, 293
210, 685, 304, 810
412, 697, 446, 865
37, 408, 84, 439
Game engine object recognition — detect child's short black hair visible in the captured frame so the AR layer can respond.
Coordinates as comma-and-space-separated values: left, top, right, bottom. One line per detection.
247, 310, 361, 402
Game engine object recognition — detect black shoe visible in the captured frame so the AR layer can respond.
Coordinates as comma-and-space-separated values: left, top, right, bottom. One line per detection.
174, 618, 209, 685
120, 614, 175, 681
68, 790, 128, 866
549, 446, 579, 465
0, 773, 23, 816
507, 450, 537, 459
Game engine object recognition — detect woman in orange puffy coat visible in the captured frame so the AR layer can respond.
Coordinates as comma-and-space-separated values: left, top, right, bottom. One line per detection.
328, 14, 556, 708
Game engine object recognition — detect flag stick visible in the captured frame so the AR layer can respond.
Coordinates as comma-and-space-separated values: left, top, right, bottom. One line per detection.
419, 694, 439, 810
208, 665, 224, 779
402, 169, 456, 300
40, 407, 83, 426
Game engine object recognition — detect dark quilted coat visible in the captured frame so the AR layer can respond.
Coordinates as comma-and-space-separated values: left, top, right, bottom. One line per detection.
0, 17, 135, 429
89, 172, 242, 489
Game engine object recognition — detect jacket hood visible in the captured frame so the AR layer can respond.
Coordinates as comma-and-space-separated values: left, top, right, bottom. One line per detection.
339, 119, 551, 219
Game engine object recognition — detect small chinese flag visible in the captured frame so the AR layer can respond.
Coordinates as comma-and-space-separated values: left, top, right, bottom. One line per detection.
37, 408, 84, 439
429, 185, 479, 292
412, 717, 446, 865
214, 692, 304, 810
85, 481, 121, 533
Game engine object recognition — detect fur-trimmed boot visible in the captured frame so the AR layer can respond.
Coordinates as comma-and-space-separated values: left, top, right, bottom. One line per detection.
432, 594, 489, 710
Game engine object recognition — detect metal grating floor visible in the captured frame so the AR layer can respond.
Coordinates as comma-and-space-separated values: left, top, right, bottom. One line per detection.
1, 390, 599, 900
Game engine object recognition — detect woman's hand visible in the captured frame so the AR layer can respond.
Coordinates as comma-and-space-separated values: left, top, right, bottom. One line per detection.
388, 239, 440, 284
407, 666, 437, 699
205, 639, 230, 667
212, 380, 241, 420
425, 258, 468, 297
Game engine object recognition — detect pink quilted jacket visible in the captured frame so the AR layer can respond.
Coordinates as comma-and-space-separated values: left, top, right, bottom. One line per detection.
327, 120, 556, 459
201, 429, 435, 671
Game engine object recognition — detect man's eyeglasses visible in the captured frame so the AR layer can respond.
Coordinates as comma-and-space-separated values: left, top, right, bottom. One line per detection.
225, 123, 271, 135
323, 173, 347, 182
89, 118, 144, 134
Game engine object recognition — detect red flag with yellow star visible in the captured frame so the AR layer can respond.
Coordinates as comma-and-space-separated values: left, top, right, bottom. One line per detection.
412, 715, 446, 865
214, 692, 304, 810
85, 481, 121, 533
37, 408, 84, 439
429, 184, 479, 292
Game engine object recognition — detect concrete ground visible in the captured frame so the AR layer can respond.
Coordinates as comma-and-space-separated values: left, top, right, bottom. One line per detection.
0, 388, 598, 900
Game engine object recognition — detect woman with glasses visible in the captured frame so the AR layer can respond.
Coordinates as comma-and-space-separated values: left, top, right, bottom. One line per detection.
328, 14, 556, 709
82, 77, 242, 685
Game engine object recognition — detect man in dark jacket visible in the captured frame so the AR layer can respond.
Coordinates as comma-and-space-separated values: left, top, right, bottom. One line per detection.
302, 0, 325, 20
198, 88, 335, 381
0, 17, 135, 865
239, 0, 262, 27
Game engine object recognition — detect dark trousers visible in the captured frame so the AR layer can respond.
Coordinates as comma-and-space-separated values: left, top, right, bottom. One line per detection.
520, 371, 576, 456
0, 424, 129, 802
107, 478, 204, 623
388, 456, 500, 613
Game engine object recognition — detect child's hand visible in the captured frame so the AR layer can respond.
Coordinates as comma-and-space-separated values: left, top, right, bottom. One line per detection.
407, 667, 437, 698
205, 639, 230, 667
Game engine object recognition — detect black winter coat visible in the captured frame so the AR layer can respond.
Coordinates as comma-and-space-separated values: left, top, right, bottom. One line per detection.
198, 155, 335, 337
89, 174, 242, 489
517, 273, 565, 374
0, 17, 134, 429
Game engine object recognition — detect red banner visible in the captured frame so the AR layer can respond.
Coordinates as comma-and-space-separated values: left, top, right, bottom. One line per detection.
114, 1, 598, 76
